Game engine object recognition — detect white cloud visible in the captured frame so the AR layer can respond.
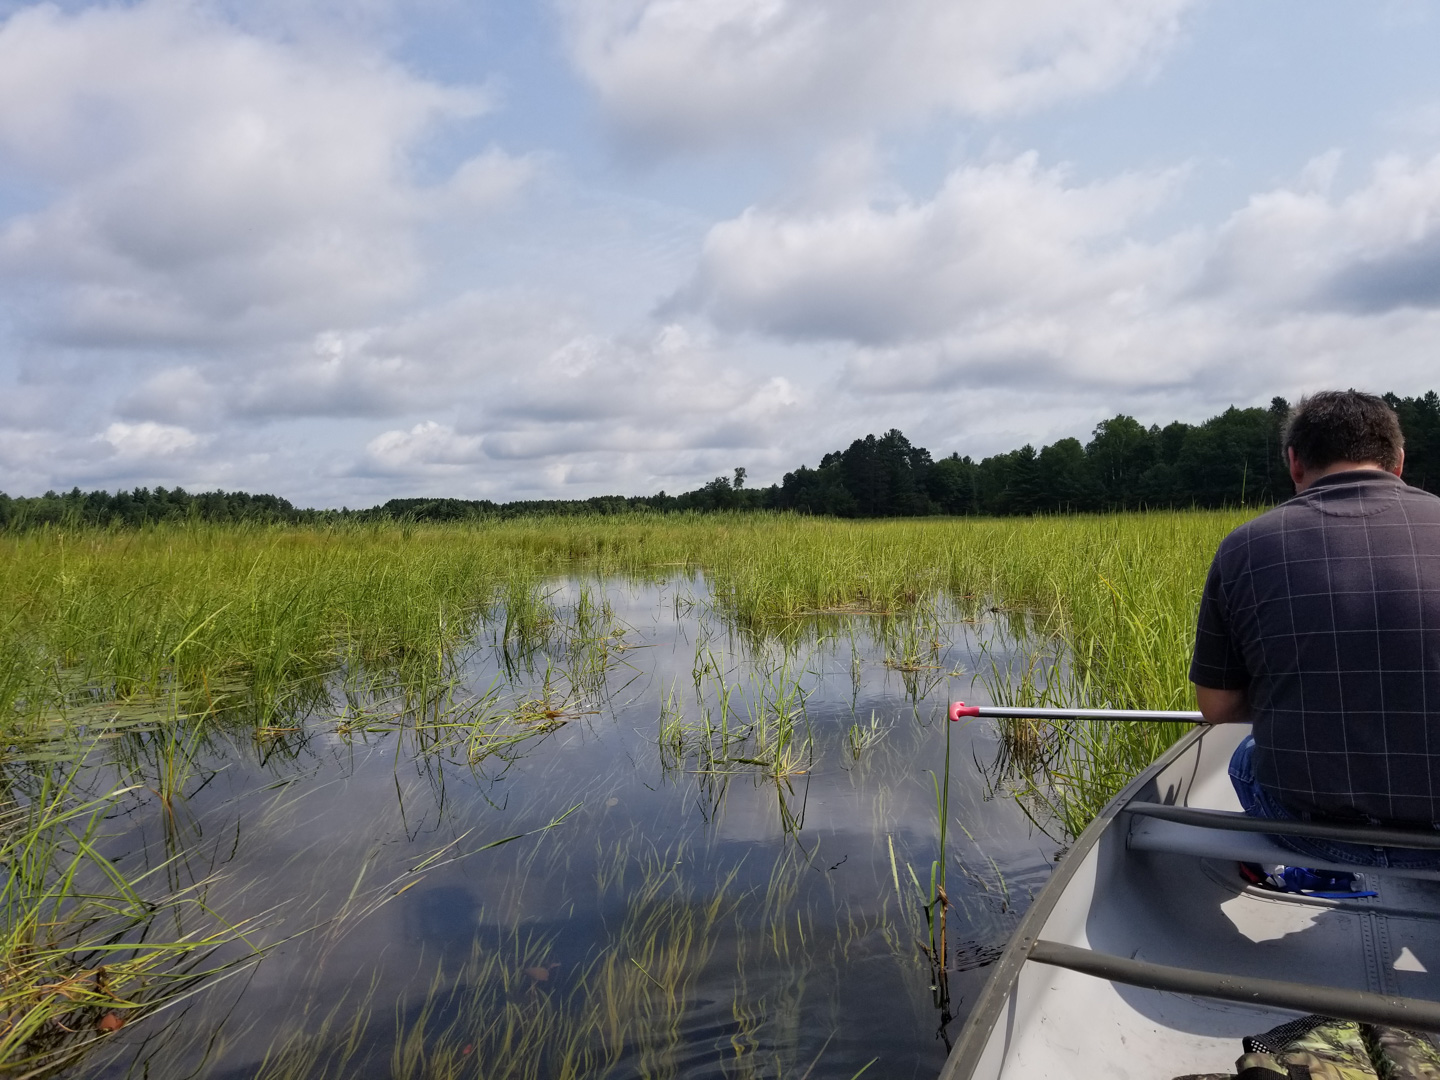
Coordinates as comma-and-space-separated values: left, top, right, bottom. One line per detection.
0, 414, 282, 494
441, 148, 542, 215
102, 421, 204, 459
0, 383, 70, 429
676, 153, 1186, 344
487, 323, 786, 424
0, 1, 527, 346
0, 429, 71, 492
347, 321, 800, 487
674, 148, 1440, 414
234, 330, 420, 419
359, 420, 485, 476
560, 0, 1195, 150
119, 366, 223, 426
1203, 152, 1440, 313
202, 291, 583, 421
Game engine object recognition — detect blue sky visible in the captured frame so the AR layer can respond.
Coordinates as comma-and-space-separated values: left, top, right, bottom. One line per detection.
2, 0, 1439, 506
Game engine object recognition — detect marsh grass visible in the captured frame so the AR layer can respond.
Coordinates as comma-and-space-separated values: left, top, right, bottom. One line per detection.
1, 511, 1242, 731
2, 507, 1240, 872
0, 699, 579, 1075
0, 509, 1252, 1073
0, 762, 263, 1077
916, 717, 954, 1036
843, 713, 885, 762
658, 636, 820, 790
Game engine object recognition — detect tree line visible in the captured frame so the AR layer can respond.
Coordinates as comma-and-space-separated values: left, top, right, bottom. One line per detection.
4, 390, 1439, 529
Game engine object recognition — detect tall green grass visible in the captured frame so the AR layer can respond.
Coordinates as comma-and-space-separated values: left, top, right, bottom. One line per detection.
1, 512, 1243, 718
1, 512, 1249, 819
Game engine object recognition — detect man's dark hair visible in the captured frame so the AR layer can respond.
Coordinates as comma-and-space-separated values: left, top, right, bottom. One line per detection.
1283, 389, 1404, 471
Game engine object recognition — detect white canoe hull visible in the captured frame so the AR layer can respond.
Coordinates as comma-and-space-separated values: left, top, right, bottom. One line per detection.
939, 722, 1440, 1080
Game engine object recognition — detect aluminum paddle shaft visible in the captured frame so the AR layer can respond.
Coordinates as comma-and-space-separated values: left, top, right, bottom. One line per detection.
948, 702, 1203, 723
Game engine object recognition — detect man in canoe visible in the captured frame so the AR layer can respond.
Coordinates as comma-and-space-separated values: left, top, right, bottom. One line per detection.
1190, 388, 1440, 869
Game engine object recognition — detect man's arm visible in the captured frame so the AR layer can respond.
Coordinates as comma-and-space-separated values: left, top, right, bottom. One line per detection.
1190, 543, 1251, 724
1195, 684, 1248, 725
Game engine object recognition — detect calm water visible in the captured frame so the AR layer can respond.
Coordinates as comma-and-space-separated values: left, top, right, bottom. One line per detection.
73, 577, 1060, 1079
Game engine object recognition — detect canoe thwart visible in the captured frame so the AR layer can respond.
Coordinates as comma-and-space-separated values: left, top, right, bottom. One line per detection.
1124, 801, 1440, 851
1027, 939, 1440, 1032
1126, 815, 1440, 881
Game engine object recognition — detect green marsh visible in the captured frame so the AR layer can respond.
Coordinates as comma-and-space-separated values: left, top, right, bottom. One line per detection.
0, 512, 1248, 1077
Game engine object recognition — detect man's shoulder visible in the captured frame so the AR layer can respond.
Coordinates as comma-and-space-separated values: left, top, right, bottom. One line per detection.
1394, 480, 1440, 512
1214, 501, 1293, 552
1215, 479, 1440, 565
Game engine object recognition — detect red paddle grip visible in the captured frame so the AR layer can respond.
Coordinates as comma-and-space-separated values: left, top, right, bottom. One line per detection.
948, 702, 981, 722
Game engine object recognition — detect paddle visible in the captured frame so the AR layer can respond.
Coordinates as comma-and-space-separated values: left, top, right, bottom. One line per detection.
948, 702, 1203, 723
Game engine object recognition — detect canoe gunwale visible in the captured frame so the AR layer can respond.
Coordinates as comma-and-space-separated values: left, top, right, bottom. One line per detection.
936, 723, 1211, 1080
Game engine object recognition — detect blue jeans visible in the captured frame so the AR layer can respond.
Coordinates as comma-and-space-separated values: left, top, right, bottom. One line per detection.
1228, 735, 1440, 869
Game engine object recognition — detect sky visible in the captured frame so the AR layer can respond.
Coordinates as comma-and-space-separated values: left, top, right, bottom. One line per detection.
2, 0, 1440, 507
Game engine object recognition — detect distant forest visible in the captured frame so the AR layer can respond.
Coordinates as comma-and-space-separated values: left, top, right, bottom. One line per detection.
5, 390, 1440, 528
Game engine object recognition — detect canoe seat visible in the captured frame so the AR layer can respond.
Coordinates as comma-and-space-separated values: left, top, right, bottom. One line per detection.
1124, 808, 1440, 882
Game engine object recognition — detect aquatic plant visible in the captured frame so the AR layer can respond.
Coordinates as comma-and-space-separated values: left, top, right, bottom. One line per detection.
1, 511, 1239, 728
0, 762, 261, 1076
0, 510, 1254, 1076
844, 713, 885, 762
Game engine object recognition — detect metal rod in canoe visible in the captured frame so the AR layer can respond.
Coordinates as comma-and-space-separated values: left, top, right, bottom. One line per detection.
948, 702, 1203, 723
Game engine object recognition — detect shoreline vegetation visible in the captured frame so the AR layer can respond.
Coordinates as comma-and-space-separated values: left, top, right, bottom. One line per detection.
4, 389, 1438, 530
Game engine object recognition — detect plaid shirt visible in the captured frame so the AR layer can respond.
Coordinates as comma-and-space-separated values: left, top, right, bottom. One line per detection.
1190, 470, 1440, 825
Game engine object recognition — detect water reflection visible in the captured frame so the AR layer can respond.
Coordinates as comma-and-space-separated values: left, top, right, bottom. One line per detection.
44, 577, 1062, 1079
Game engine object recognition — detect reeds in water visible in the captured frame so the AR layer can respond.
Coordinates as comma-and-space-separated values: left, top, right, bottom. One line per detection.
0, 761, 262, 1075
0, 508, 1254, 1072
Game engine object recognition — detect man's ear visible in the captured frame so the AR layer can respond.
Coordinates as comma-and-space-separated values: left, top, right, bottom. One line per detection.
1287, 447, 1306, 487
1393, 448, 1405, 478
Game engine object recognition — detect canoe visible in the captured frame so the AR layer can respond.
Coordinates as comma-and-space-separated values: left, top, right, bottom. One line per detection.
938, 711, 1440, 1080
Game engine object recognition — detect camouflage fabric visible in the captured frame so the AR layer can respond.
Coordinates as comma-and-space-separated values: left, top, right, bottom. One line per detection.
1232, 1052, 1289, 1079
1170, 1019, 1440, 1080
1230, 1025, 1375, 1078
1370, 1026, 1440, 1080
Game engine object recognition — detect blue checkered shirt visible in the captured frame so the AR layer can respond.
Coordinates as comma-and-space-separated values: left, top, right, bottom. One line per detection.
1190, 470, 1440, 825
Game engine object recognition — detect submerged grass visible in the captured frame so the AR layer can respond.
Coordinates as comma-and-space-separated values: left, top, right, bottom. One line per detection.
0, 760, 263, 1077
241, 832, 894, 1080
